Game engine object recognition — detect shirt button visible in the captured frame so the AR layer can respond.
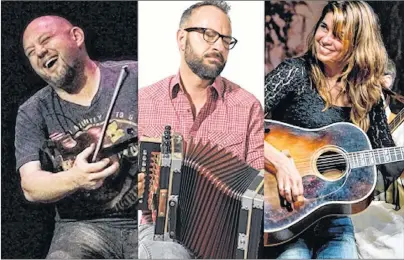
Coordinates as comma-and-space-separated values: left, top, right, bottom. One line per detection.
187, 109, 191, 113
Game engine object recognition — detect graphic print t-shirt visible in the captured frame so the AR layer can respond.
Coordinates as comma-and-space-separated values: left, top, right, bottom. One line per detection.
15, 60, 138, 220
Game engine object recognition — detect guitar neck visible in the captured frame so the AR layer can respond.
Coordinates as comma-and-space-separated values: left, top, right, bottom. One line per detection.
348, 146, 404, 169
389, 107, 404, 132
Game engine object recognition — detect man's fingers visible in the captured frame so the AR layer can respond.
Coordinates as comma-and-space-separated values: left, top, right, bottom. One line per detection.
92, 180, 105, 190
82, 179, 105, 191
86, 158, 110, 172
76, 143, 95, 160
88, 161, 119, 180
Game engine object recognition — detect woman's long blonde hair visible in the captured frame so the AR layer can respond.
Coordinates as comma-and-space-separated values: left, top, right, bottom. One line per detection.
306, 1, 388, 132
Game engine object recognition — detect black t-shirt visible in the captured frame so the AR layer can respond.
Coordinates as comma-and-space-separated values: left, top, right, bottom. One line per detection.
15, 60, 138, 220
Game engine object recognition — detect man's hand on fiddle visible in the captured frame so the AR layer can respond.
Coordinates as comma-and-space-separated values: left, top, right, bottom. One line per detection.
71, 143, 120, 190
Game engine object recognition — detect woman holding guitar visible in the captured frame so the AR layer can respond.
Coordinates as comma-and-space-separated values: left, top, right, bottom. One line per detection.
264, 1, 404, 259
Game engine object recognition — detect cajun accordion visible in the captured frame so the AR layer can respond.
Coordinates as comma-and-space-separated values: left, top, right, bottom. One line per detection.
138, 126, 264, 259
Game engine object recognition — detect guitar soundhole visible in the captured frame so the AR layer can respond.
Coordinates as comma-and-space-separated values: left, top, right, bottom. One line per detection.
316, 151, 347, 180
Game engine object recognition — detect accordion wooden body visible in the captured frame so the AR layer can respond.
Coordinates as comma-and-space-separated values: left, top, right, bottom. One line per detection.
138, 126, 264, 259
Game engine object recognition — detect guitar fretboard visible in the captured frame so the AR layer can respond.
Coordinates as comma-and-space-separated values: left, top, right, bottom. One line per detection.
348, 147, 404, 169
389, 108, 404, 133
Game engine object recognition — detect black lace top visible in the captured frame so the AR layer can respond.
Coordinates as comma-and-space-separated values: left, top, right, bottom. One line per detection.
264, 56, 403, 207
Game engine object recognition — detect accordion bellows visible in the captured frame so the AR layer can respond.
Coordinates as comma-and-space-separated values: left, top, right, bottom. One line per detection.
139, 126, 264, 259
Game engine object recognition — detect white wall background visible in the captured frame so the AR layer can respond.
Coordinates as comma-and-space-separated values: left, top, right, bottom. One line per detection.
138, 1, 265, 106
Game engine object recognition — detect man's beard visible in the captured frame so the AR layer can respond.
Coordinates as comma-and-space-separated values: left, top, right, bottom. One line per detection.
184, 40, 226, 80
45, 58, 84, 93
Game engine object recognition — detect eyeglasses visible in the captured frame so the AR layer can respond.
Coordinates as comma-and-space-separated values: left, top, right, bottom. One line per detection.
184, 27, 238, 50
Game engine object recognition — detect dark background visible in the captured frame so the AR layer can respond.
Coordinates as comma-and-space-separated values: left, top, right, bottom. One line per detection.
1, 1, 138, 258
367, 1, 404, 112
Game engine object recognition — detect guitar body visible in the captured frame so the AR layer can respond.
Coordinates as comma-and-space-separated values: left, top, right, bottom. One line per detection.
264, 119, 377, 246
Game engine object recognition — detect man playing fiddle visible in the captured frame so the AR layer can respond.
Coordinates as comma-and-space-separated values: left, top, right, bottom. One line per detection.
15, 15, 138, 259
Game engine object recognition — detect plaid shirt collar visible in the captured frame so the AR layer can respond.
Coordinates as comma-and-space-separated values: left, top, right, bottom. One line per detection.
169, 71, 225, 101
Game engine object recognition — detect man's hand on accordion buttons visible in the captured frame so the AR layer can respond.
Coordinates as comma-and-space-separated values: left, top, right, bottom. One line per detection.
70, 143, 120, 190
138, 172, 145, 198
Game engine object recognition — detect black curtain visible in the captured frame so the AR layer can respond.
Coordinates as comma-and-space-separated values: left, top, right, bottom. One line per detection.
1, 1, 138, 258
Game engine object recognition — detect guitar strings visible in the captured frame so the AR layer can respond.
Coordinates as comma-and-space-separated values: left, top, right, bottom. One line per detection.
273, 147, 404, 172
290, 147, 403, 164
294, 155, 397, 167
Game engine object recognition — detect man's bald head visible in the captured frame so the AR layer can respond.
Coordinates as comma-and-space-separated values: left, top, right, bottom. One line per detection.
22, 15, 88, 91
27, 15, 73, 27
23, 16, 74, 48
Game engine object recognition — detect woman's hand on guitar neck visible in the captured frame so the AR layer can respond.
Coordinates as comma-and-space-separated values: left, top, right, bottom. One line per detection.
264, 142, 304, 203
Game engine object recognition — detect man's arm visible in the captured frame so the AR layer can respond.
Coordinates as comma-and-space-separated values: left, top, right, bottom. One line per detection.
15, 104, 118, 203
20, 161, 77, 203
19, 144, 119, 203
245, 100, 265, 170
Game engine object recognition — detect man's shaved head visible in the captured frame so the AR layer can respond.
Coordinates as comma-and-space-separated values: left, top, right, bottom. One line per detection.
23, 16, 73, 48
26, 15, 73, 29
22, 15, 87, 92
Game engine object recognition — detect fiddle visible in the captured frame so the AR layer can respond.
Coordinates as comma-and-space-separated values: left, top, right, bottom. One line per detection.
41, 65, 137, 173
46, 125, 137, 172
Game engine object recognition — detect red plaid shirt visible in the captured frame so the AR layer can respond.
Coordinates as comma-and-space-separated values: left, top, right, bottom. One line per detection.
139, 73, 264, 224
139, 73, 264, 169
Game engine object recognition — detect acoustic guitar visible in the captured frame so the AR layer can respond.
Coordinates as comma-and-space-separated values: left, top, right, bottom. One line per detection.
263, 119, 404, 246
